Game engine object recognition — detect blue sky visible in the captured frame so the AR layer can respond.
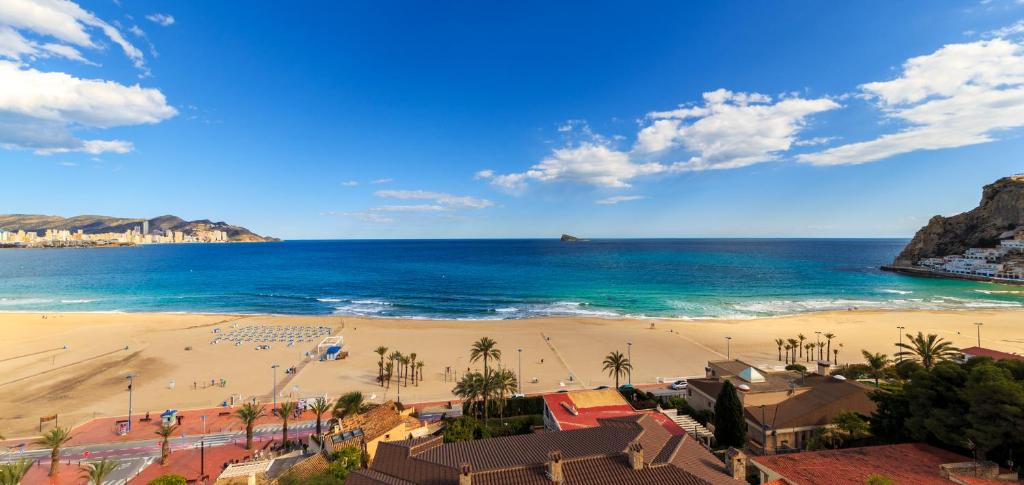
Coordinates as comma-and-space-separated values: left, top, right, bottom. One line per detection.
2, 1, 1024, 239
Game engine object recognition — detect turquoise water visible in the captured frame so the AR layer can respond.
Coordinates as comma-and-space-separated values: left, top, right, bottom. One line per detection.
0, 239, 1021, 319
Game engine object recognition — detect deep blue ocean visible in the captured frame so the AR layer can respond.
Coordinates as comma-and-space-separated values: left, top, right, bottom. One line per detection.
0, 239, 1021, 319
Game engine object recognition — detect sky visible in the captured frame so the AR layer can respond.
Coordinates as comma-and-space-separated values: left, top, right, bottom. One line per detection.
2, 1, 1024, 239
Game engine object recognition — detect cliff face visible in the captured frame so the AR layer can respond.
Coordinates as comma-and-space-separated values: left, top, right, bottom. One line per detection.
893, 176, 1024, 266
0, 213, 278, 242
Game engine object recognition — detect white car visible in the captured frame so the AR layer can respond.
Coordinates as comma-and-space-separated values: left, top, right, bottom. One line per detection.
669, 379, 688, 390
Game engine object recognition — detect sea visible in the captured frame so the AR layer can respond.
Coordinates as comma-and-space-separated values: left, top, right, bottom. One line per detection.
0, 239, 1021, 319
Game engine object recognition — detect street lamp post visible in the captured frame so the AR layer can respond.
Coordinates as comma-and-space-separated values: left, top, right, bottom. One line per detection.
517, 348, 523, 394
626, 342, 633, 385
725, 337, 732, 360
896, 326, 905, 362
126, 374, 135, 433
974, 322, 983, 347
271, 364, 280, 412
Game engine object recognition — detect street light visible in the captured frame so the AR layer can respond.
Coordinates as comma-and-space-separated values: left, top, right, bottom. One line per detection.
626, 342, 633, 385
974, 322, 983, 347
126, 374, 135, 432
271, 364, 280, 411
725, 336, 732, 360
896, 326, 905, 362
517, 348, 523, 394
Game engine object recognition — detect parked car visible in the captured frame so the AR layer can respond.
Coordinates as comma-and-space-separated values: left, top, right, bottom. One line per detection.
669, 379, 688, 390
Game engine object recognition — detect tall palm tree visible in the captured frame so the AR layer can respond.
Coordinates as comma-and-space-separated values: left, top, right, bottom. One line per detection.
374, 346, 388, 386
824, 333, 836, 358
416, 361, 425, 386
783, 344, 792, 364
861, 350, 890, 387
383, 361, 394, 389
816, 341, 826, 361
310, 396, 330, 437
895, 332, 959, 369
774, 338, 784, 361
40, 426, 72, 477
80, 458, 117, 485
235, 402, 266, 450
409, 353, 418, 386
797, 334, 806, 357
602, 350, 632, 388
333, 391, 365, 421
0, 458, 33, 485
155, 424, 178, 465
399, 355, 411, 387
493, 368, 518, 420
786, 338, 799, 363
278, 401, 297, 448
388, 351, 402, 387
804, 343, 814, 362
834, 344, 842, 365
470, 337, 501, 420
452, 372, 485, 418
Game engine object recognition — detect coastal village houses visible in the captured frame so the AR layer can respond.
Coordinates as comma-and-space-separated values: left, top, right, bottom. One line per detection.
685, 360, 876, 454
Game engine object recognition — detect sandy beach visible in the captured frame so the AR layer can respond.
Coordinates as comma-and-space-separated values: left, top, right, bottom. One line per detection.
1, 309, 1022, 438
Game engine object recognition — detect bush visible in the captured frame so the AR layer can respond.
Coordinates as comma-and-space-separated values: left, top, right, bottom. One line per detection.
503, 396, 544, 416
665, 396, 712, 425
277, 446, 361, 485
833, 363, 871, 380
444, 416, 479, 442
149, 476, 187, 485
443, 415, 542, 442
618, 388, 658, 410
894, 360, 924, 379
785, 363, 807, 373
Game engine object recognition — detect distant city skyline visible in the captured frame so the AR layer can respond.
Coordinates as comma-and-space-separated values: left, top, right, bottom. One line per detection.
2, 1, 1024, 239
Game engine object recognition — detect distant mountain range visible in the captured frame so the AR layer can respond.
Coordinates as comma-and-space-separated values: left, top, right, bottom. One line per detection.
0, 214, 278, 242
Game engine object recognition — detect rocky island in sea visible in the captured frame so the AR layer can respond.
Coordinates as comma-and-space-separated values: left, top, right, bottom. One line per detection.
882, 175, 1024, 283
0, 213, 278, 248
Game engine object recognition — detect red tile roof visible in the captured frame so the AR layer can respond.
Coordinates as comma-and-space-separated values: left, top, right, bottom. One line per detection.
961, 346, 1024, 361
751, 443, 978, 485
543, 393, 637, 430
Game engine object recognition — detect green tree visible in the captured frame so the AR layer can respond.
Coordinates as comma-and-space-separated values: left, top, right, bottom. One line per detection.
862, 350, 891, 387
310, 396, 331, 437
0, 459, 33, 485
235, 402, 266, 450
443, 416, 480, 442
453, 371, 485, 418
602, 350, 632, 388
148, 474, 187, 485
868, 388, 911, 443
797, 334, 806, 358
333, 391, 364, 421
774, 338, 784, 361
155, 424, 178, 466
713, 380, 747, 448
895, 332, 959, 370
278, 401, 297, 448
374, 346, 388, 386
824, 332, 836, 359
469, 337, 501, 420
831, 411, 870, 445
786, 338, 799, 363
867, 474, 894, 485
903, 361, 970, 447
81, 458, 117, 485
40, 426, 72, 477
409, 352, 417, 386
962, 361, 1024, 459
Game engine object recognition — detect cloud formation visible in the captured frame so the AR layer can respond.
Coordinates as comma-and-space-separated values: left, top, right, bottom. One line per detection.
800, 38, 1024, 165
374, 190, 493, 209
146, 13, 175, 27
595, 195, 646, 205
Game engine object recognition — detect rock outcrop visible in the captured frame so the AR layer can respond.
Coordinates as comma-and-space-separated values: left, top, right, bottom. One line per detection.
893, 176, 1024, 266
560, 234, 582, 242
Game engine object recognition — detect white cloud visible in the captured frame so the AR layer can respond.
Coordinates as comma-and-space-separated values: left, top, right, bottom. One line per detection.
985, 19, 1024, 38
800, 38, 1024, 165
340, 180, 359, 187
322, 211, 394, 224
480, 142, 668, 191
595, 195, 646, 205
0, 60, 175, 154
639, 89, 839, 171
370, 204, 447, 213
145, 13, 174, 27
374, 190, 493, 209
0, 0, 146, 70
371, 178, 394, 184
474, 169, 493, 179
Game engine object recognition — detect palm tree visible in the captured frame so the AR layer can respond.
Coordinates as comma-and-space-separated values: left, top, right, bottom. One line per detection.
862, 350, 890, 387
834, 344, 841, 365
895, 332, 959, 369
416, 361, 425, 386
409, 353, 418, 386
155, 424, 178, 465
470, 337, 502, 419
383, 361, 394, 389
797, 334, 806, 357
81, 458, 117, 485
783, 344, 791, 364
40, 426, 72, 476
235, 402, 266, 450
804, 343, 814, 362
333, 391, 365, 421
310, 396, 330, 437
453, 371, 485, 418
824, 333, 836, 358
0, 458, 33, 485
399, 355, 411, 387
493, 368, 518, 420
786, 338, 799, 363
774, 338, 784, 361
602, 350, 632, 388
278, 401, 297, 448
816, 341, 826, 361
374, 346, 388, 386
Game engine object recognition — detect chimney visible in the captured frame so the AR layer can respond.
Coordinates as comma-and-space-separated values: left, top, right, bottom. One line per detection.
547, 451, 564, 483
816, 360, 832, 376
459, 463, 472, 485
725, 447, 747, 481
628, 443, 644, 471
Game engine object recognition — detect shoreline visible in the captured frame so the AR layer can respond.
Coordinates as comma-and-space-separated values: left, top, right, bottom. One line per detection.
881, 264, 1024, 286
1, 309, 1022, 438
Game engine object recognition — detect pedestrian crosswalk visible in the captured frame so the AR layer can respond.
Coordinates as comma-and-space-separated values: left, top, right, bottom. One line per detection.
253, 420, 316, 434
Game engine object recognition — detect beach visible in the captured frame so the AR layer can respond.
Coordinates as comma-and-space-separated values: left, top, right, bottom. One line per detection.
0, 310, 1021, 438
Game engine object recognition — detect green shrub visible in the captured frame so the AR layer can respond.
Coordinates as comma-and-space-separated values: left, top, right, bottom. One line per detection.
785, 363, 807, 373
149, 476, 187, 485
444, 416, 480, 442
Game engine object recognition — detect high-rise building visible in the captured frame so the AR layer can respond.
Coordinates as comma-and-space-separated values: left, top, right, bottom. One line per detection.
142, 220, 149, 235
